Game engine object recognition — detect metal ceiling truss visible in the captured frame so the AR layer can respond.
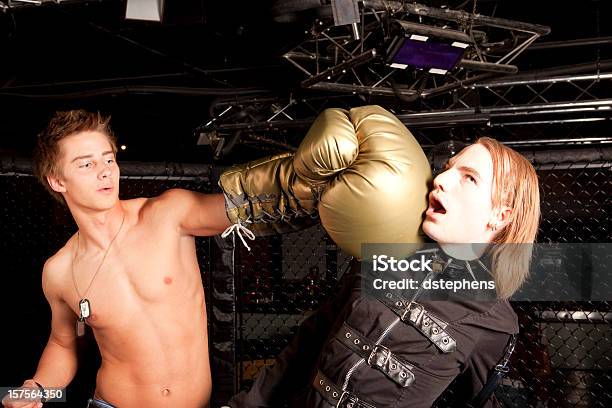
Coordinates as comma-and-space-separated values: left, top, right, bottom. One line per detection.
196, 94, 360, 159
403, 66, 612, 127
283, 0, 550, 101
201, 62, 612, 153
201, 94, 612, 153
203, 4, 611, 156
483, 120, 612, 148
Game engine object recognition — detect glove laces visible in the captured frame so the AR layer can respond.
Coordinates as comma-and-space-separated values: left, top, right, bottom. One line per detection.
221, 221, 255, 251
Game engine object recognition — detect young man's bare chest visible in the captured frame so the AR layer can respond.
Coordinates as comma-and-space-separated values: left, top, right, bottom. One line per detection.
60, 220, 202, 332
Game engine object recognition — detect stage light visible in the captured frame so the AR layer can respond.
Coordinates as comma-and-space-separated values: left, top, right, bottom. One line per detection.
125, 0, 165, 22
386, 21, 471, 75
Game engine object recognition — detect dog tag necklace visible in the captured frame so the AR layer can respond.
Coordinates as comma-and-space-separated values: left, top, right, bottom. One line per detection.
72, 214, 125, 336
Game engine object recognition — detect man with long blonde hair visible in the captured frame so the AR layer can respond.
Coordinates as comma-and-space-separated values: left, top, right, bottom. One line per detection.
423, 137, 540, 299
230, 134, 541, 407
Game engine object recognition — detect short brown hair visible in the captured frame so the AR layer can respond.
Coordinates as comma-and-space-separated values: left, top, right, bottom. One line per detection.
33, 110, 117, 203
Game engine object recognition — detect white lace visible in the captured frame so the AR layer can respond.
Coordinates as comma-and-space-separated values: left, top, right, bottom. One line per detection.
221, 222, 255, 251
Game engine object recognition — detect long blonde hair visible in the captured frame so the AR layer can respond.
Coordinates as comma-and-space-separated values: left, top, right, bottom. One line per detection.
464, 137, 541, 298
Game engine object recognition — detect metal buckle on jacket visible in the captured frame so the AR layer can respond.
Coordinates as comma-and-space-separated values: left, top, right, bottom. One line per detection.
400, 301, 425, 324
336, 391, 359, 408
495, 363, 510, 374
367, 344, 392, 367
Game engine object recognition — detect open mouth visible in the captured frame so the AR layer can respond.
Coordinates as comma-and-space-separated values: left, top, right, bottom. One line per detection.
430, 195, 447, 214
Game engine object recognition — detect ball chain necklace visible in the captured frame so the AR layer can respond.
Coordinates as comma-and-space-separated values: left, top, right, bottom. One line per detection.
72, 213, 126, 336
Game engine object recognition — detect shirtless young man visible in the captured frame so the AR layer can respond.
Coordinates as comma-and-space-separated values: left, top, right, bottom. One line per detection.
5, 105, 379, 408
3, 110, 234, 408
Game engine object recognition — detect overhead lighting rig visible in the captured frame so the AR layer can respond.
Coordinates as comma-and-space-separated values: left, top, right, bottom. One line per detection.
283, 1, 550, 101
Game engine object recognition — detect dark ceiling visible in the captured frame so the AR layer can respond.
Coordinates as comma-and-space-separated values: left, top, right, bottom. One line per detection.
0, 0, 610, 164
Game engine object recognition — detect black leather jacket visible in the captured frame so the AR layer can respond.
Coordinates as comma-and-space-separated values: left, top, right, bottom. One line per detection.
229, 245, 518, 408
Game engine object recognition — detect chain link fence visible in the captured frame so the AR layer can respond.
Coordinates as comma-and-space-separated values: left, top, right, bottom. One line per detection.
1, 145, 610, 407
230, 147, 612, 408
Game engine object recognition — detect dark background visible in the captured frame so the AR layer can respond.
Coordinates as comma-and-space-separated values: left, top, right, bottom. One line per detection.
0, 0, 609, 163
0, 1, 610, 407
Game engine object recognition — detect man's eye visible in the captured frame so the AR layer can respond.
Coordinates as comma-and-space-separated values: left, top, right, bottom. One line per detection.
106, 159, 115, 164
465, 174, 476, 183
80, 162, 92, 168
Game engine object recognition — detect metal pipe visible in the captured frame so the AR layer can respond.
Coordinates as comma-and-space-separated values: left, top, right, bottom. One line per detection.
511, 139, 612, 149
267, 100, 296, 122
351, 23, 360, 41
537, 311, 612, 322
459, 59, 518, 74
283, 52, 333, 62
474, 60, 612, 86
309, 73, 497, 98
0, 157, 211, 179
320, 31, 355, 58
301, 49, 376, 88
362, 1, 551, 35
492, 107, 612, 117
476, 72, 612, 88
483, 99, 612, 114
283, 55, 313, 76
372, 70, 396, 88
405, 102, 612, 120
527, 36, 612, 51
310, 81, 404, 96
498, 33, 539, 65
0, 86, 271, 99
395, 20, 472, 43
420, 73, 496, 98
6, 0, 115, 7
0, 73, 188, 91
395, 100, 612, 121
402, 113, 491, 127
215, 119, 315, 132
491, 117, 609, 126
533, 163, 611, 170
4, 149, 610, 179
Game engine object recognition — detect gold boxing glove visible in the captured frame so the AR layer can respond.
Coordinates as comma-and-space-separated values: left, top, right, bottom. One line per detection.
295, 105, 432, 259
219, 152, 320, 236
220, 105, 431, 260
219, 108, 361, 236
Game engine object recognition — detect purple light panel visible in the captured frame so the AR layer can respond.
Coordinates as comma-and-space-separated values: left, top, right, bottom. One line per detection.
392, 38, 465, 71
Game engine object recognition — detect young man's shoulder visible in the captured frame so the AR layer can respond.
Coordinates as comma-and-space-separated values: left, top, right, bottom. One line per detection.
123, 189, 216, 233
122, 195, 165, 219
135, 189, 195, 218
122, 197, 150, 214
42, 237, 76, 298
45, 240, 73, 273
122, 194, 181, 230
149, 189, 193, 205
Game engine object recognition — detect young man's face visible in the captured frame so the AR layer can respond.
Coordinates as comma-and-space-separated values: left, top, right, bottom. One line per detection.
49, 131, 120, 211
422, 144, 498, 244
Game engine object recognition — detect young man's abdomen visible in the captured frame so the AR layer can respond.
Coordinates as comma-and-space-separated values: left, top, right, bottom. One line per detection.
93, 303, 212, 407
94, 349, 212, 408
